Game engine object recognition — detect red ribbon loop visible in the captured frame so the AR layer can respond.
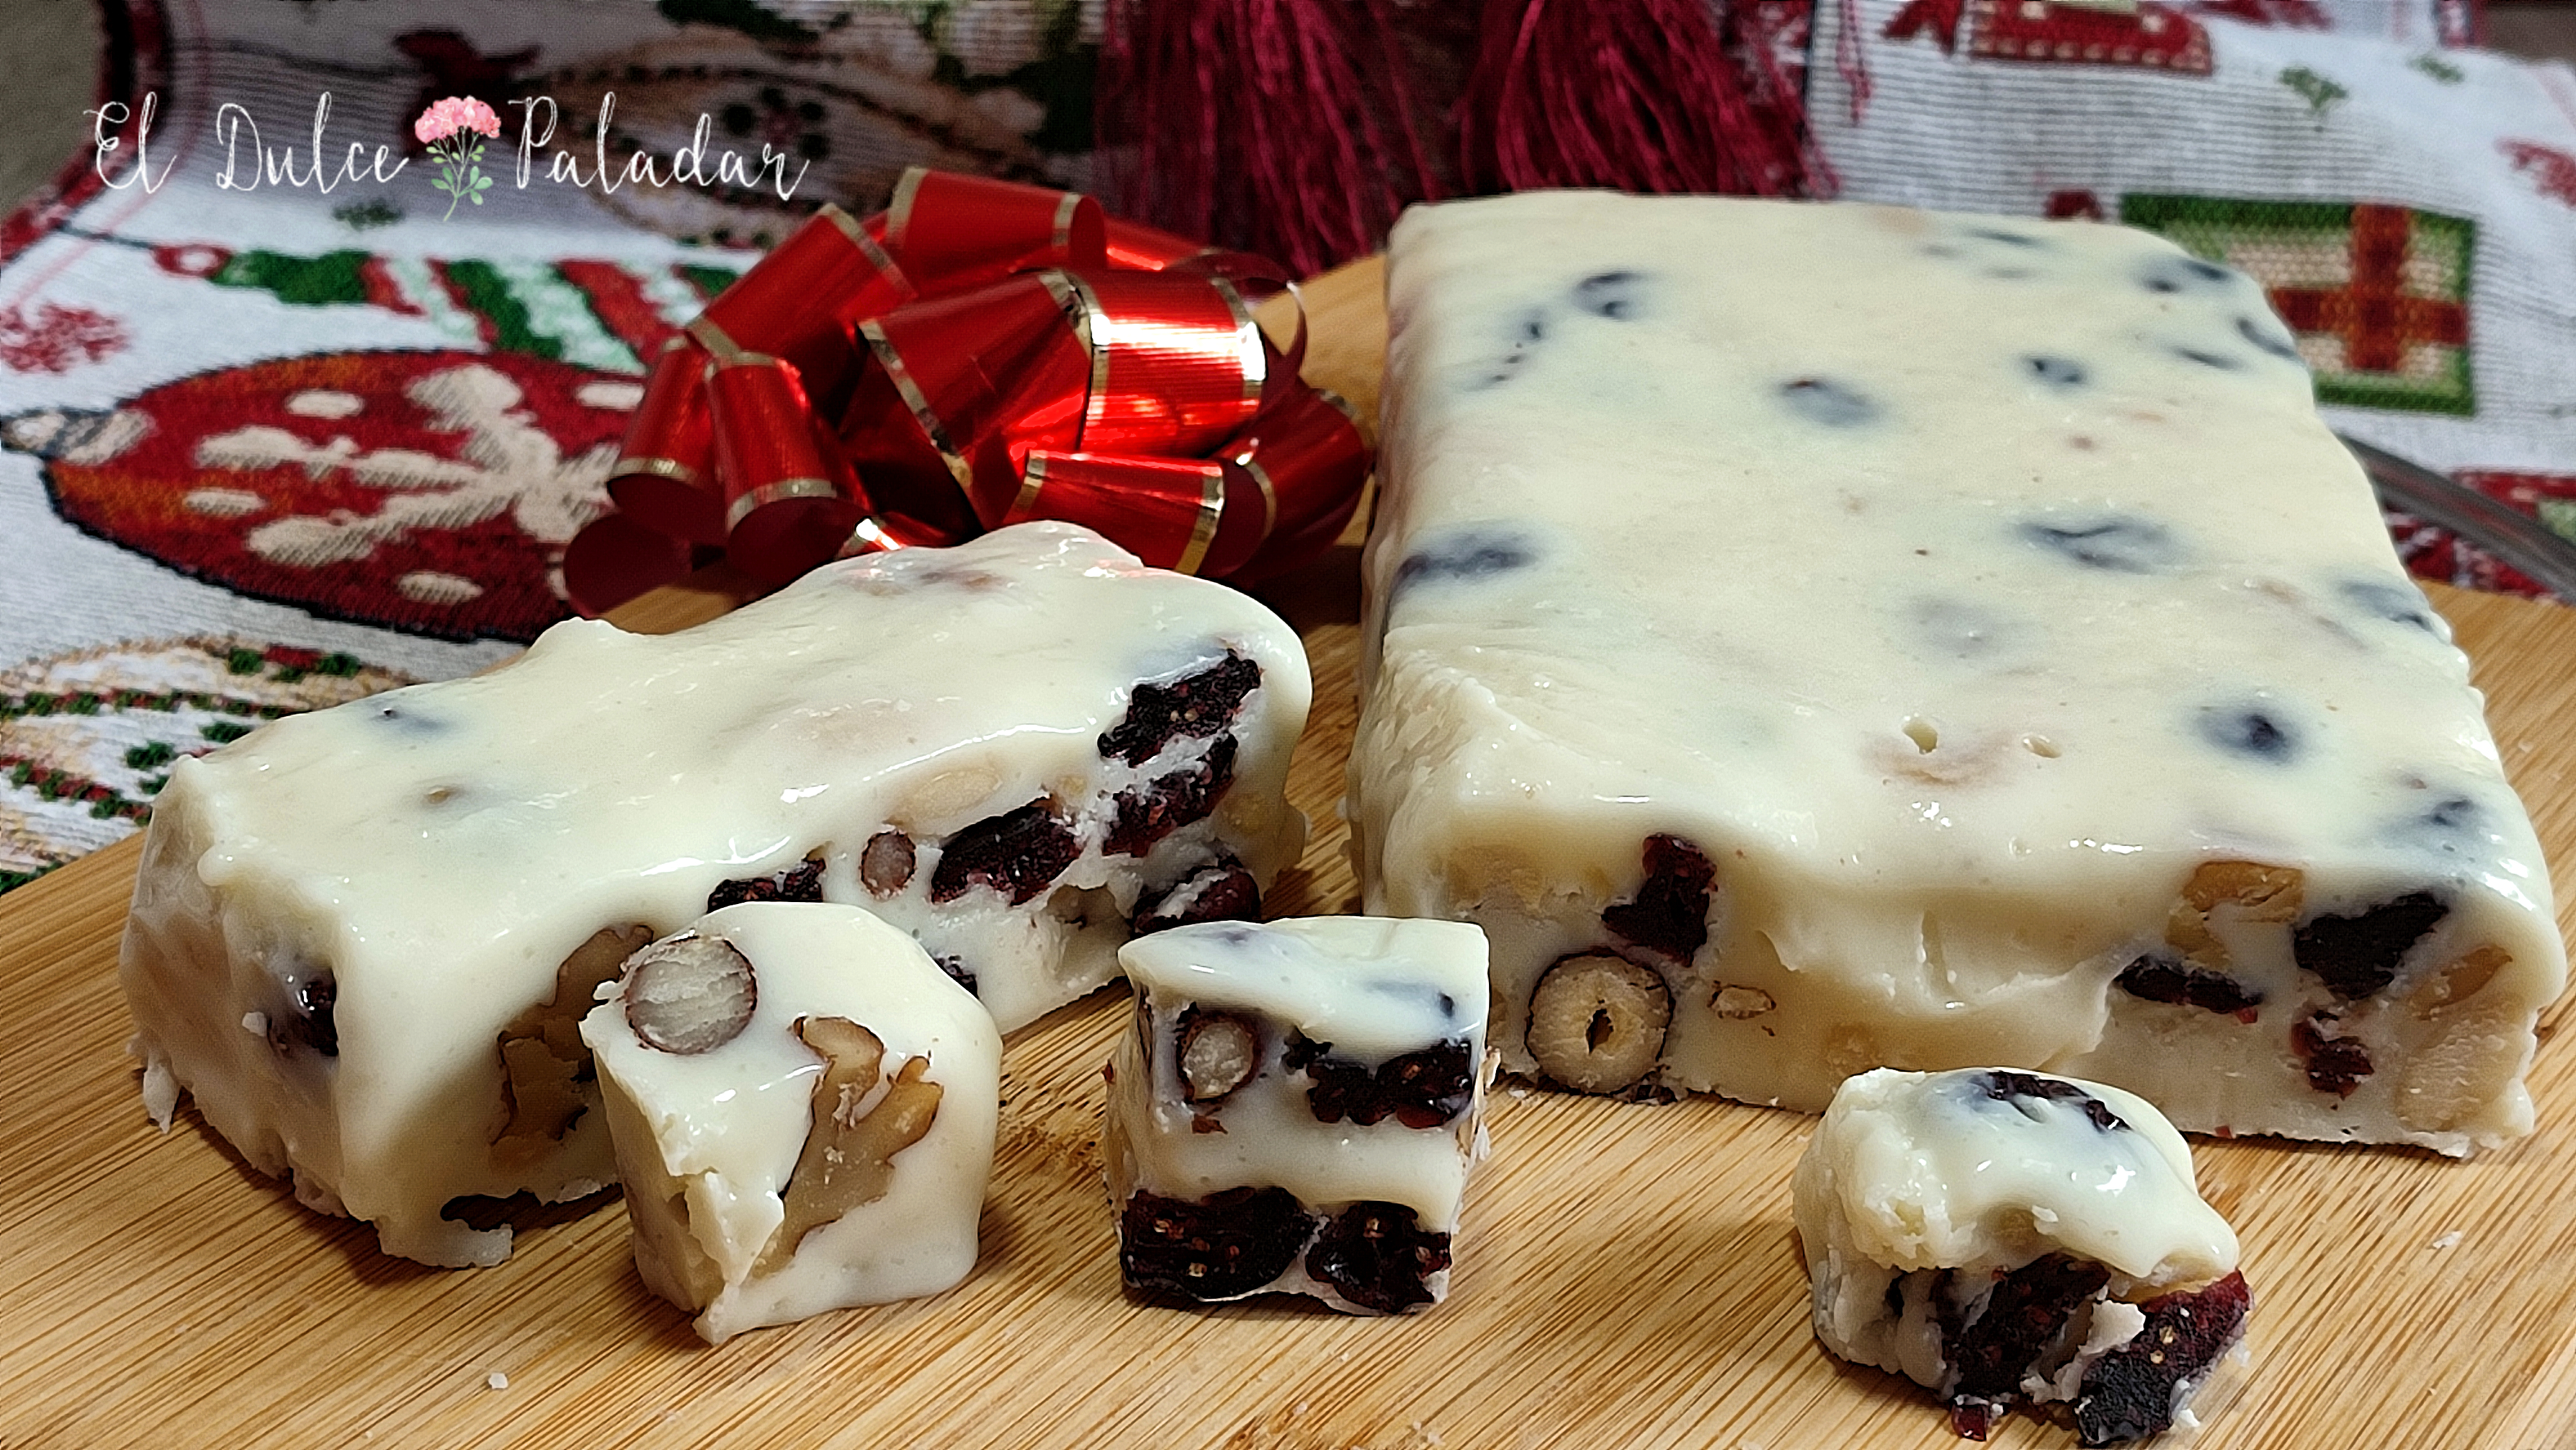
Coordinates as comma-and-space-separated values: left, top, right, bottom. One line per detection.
568, 167, 1373, 616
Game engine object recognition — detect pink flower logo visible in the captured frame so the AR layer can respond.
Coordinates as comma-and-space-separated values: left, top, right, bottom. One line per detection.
413, 96, 502, 220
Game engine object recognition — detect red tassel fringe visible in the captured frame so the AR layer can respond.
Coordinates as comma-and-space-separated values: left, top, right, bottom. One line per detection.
1098, 0, 1438, 277
1455, 0, 1826, 197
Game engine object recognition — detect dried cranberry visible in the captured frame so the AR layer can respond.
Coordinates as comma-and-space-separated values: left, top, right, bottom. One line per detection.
2114, 955, 2264, 1017
1105, 736, 1237, 857
1942, 1254, 2112, 1436
928, 801, 1081, 905
707, 855, 824, 912
266, 971, 338, 1058
1132, 861, 1262, 935
1119, 1185, 1317, 1301
933, 954, 977, 995
1307, 1201, 1452, 1313
1300, 1038, 1475, 1129
2073, 1270, 2251, 1446
2290, 1015, 2372, 1097
1973, 1070, 2126, 1133
1097, 653, 1261, 766
2294, 891, 2447, 999
1600, 834, 1716, 965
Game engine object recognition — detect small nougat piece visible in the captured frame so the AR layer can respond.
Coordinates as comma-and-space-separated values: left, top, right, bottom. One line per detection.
120, 522, 1308, 1266
1795, 1068, 2250, 1445
1107, 918, 1492, 1313
581, 902, 999, 1344
1353, 191, 2564, 1153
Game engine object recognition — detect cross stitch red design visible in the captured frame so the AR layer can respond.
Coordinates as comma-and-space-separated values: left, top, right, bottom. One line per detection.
2501, 140, 2576, 208
2264, 205, 2465, 374
1883, 0, 2211, 70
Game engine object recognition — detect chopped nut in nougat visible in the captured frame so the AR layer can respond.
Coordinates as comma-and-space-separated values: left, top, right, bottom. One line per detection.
582, 902, 999, 1344
1354, 191, 2563, 1154
1107, 918, 1493, 1314
1795, 1068, 2250, 1445
117, 522, 1308, 1266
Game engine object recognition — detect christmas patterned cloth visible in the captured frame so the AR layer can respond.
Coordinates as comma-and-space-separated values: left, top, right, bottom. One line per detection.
1805, 0, 2576, 596
0, 0, 1098, 891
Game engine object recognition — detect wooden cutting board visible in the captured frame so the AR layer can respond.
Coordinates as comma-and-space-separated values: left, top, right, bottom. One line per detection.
6, 261, 2575, 1450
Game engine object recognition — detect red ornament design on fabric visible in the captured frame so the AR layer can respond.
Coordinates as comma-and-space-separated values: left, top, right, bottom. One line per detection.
0, 303, 128, 373
2187, 0, 2325, 29
2045, 189, 2107, 219
1882, 0, 2213, 72
2392, 471, 2576, 599
12, 350, 638, 643
2499, 140, 2576, 209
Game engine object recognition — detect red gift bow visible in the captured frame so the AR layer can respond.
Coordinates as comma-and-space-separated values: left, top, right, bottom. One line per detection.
564, 167, 1372, 614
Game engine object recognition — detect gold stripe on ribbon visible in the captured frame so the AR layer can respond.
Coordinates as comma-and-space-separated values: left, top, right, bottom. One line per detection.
1207, 274, 1267, 405
1050, 190, 1086, 258
724, 474, 840, 530
1175, 466, 1225, 575
1053, 269, 1113, 442
885, 165, 929, 256
820, 200, 916, 299
859, 318, 976, 494
611, 455, 703, 488
686, 316, 747, 365
1238, 453, 1280, 545
1012, 451, 1050, 523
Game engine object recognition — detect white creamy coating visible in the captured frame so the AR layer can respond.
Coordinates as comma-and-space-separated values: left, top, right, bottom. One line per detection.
1121, 917, 1488, 1062
1355, 191, 2565, 1153
582, 902, 1001, 1344
1804, 1068, 2235, 1286
1111, 918, 1490, 1223
118, 521, 1309, 1266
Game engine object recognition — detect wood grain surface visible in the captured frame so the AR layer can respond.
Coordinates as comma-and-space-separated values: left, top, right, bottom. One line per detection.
4, 262, 2573, 1450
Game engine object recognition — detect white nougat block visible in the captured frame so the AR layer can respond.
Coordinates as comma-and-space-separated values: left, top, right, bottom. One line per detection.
1352, 190, 2565, 1154
1107, 917, 1491, 1314
582, 902, 1000, 1344
1794, 1067, 2250, 1444
119, 522, 1308, 1266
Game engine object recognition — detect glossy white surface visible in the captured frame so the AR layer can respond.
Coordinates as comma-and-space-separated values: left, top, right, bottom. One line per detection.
1355, 191, 2565, 1153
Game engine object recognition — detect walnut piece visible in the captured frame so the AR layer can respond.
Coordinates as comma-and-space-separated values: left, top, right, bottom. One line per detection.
2163, 860, 2303, 970
625, 934, 759, 1055
757, 1015, 943, 1272
493, 924, 653, 1162
1526, 952, 1671, 1094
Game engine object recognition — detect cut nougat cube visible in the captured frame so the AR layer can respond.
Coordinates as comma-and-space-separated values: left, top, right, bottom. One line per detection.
1795, 1068, 2251, 1445
582, 902, 1001, 1343
1106, 917, 1492, 1313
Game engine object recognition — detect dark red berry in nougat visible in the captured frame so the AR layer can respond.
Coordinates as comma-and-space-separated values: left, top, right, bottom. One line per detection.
2293, 890, 2447, 1000
1119, 1186, 1318, 1301
2114, 956, 2264, 1016
1106, 737, 1238, 856
928, 800, 1082, 905
706, 854, 826, 912
1097, 653, 1262, 766
1307, 1200, 1453, 1313
1600, 834, 1716, 964
1132, 860, 1262, 935
1940, 1253, 2114, 1438
2073, 1271, 2252, 1447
